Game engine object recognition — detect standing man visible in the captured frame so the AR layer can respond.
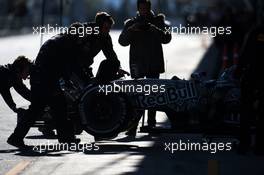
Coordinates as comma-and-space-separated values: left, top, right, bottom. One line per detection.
119, 0, 172, 136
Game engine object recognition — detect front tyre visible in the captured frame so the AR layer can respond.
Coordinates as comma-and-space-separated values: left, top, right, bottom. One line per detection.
79, 88, 128, 139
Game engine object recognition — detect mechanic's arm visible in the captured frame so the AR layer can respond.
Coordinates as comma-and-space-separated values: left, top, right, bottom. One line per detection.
150, 25, 172, 44
13, 80, 31, 102
149, 16, 172, 44
118, 20, 134, 46
0, 88, 17, 112
102, 35, 120, 65
102, 35, 130, 78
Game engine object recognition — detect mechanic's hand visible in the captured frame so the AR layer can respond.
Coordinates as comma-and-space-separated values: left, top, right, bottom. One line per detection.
15, 108, 26, 114
128, 23, 142, 32
149, 24, 160, 33
118, 69, 130, 77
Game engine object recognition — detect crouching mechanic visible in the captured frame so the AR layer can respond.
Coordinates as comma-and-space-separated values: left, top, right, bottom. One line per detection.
7, 12, 125, 149
0, 56, 31, 114
7, 25, 85, 148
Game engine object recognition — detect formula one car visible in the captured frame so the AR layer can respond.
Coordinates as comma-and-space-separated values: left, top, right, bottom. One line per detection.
51, 66, 241, 139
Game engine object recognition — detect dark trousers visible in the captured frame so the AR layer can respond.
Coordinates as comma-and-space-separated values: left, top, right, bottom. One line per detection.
240, 82, 264, 150
145, 73, 160, 127
126, 73, 160, 135
11, 75, 75, 143
239, 86, 253, 149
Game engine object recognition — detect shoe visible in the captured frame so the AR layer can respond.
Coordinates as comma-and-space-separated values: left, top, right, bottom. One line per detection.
40, 128, 56, 138
116, 135, 136, 142
125, 130, 136, 137
7, 135, 28, 149
94, 134, 118, 142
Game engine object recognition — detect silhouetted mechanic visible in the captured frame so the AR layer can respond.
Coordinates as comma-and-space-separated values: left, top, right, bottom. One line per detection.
0, 56, 31, 113
8, 12, 123, 148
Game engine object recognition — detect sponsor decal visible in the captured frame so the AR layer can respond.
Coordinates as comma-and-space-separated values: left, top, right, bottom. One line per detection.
137, 82, 197, 108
